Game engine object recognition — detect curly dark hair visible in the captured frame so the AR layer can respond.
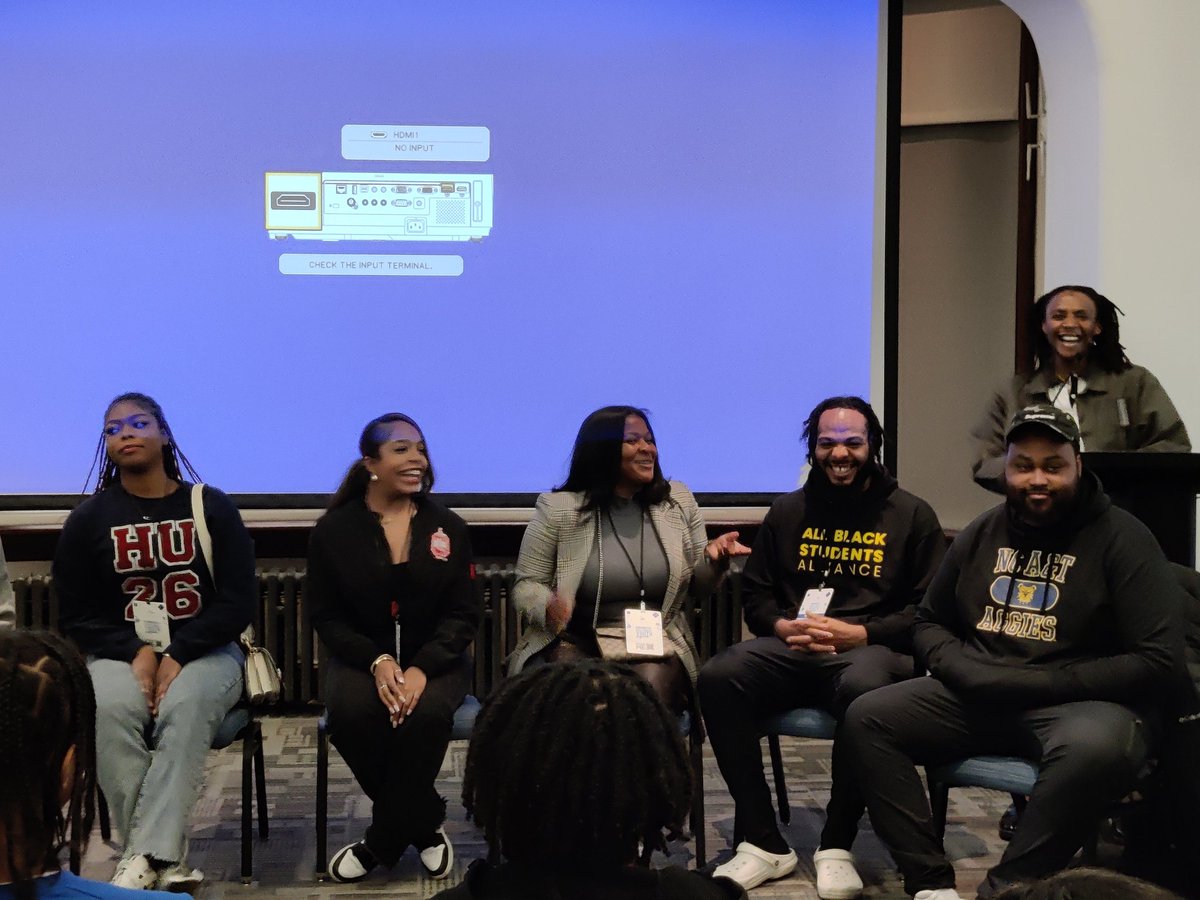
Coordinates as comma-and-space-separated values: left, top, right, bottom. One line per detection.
991, 866, 1181, 900
1030, 285, 1132, 374
555, 406, 670, 511
801, 395, 886, 468
329, 412, 435, 509
84, 392, 201, 493
0, 631, 97, 900
461, 660, 692, 870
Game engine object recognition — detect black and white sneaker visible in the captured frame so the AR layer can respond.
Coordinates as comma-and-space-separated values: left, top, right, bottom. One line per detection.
417, 828, 453, 879
329, 840, 378, 883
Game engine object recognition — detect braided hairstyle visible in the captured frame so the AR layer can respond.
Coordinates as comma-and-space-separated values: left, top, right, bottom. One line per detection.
1031, 285, 1132, 374
801, 395, 886, 468
83, 392, 201, 493
462, 660, 692, 872
0, 631, 96, 899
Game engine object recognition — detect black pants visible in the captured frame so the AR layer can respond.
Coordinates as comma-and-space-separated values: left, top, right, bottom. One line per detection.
698, 636, 914, 851
843, 677, 1150, 897
325, 655, 471, 866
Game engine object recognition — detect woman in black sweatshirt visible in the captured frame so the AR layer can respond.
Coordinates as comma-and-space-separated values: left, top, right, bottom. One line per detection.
54, 392, 255, 891
306, 413, 480, 884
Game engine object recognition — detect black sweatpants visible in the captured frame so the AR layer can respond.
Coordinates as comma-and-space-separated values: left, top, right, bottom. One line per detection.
843, 676, 1150, 897
325, 655, 472, 866
698, 636, 914, 851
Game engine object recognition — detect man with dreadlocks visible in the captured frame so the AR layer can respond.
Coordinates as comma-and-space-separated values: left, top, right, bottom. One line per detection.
433, 660, 745, 900
699, 396, 946, 897
0, 630, 177, 900
53, 393, 254, 891
973, 284, 1190, 490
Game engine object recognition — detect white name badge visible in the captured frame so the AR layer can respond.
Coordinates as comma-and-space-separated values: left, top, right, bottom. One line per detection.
798, 588, 834, 618
624, 607, 665, 657
133, 601, 170, 651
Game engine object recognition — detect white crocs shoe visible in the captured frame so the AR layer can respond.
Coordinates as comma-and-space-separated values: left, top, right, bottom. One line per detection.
418, 828, 454, 879
913, 889, 963, 900
111, 855, 157, 891
712, 841, 798, 890
814, 848, 863, 899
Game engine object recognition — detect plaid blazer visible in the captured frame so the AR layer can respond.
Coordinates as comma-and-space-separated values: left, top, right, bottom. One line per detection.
507, 480, 716, 681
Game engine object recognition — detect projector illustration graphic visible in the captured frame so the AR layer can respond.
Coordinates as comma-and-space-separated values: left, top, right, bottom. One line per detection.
264, 171, 493, 242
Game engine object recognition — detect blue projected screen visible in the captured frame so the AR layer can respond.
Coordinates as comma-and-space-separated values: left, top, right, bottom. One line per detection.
0, 1, 882, 495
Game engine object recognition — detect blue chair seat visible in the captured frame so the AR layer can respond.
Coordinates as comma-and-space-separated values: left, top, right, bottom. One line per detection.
451, 694, 481, 741
928, 756, 1039, 795
762, 707, 838, 740
926, 755, 1039, 841
213, 705, 253, 749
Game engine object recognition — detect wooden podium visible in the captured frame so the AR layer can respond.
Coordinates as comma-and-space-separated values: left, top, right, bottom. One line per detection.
1083, 452, 1200, 567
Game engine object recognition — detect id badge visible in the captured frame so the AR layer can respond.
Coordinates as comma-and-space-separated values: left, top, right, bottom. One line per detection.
798, 587, 834, 618
624, 607, 665, 657
133, 601, 170, 651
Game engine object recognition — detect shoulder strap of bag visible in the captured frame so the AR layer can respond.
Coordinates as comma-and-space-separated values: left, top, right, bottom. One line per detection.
190, 482, 214, 580
190, 482, 254, 649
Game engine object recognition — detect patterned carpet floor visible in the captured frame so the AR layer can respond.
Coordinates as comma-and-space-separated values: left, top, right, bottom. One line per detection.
75, 713, 1037, 899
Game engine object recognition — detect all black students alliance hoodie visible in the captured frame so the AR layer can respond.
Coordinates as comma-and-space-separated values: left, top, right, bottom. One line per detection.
914, 471, 1185, 710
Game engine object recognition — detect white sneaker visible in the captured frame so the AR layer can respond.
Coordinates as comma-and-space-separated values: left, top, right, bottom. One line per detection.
712, 841, 798, 890
418, 828, 454, 879
111, 855, 157, 890
913, 890, 963, 900
328, 841, 378, 883
158, 862, 204, 893
814, 848, 863, 899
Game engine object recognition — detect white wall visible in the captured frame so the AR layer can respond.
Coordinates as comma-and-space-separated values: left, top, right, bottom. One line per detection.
1002, 0, 1200, 436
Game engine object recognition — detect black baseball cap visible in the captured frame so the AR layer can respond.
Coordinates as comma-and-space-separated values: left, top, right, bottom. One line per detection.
1005, 404, 1081, 448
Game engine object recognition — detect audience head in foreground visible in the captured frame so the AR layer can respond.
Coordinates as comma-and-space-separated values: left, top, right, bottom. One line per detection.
445, 660, 744, 899
0, 631, 96, 898
991, 866, 1181, 900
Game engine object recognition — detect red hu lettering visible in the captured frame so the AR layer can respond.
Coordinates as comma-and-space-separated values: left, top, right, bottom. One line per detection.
112, 524, 156, 573
157, 520, 196, 566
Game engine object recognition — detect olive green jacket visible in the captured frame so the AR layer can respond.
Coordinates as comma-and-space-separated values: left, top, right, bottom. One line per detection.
972, 363, 1191, 491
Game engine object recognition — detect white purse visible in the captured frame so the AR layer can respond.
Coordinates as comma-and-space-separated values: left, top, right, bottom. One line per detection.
191, 483, 281, 704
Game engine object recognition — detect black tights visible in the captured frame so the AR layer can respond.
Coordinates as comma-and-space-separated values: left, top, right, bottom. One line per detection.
528, 635, 690, 717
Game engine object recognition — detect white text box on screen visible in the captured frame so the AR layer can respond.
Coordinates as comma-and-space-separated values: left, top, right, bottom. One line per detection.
341, 125, 491, 162
278, 254, 464, 276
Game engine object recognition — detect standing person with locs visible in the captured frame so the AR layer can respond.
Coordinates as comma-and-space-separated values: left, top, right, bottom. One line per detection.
973, 284, 1189, 490
306, 413, 480, 884
54, 392, 254, 891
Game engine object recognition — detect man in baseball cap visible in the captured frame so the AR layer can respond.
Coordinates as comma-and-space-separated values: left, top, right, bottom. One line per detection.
837, 403, 1186, 899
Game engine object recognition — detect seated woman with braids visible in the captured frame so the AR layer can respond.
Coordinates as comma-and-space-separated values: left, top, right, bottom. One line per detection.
433, 660, 746, 900
507, 406, 748, 714
0, 630, 177, 900
53, 393, 254, 891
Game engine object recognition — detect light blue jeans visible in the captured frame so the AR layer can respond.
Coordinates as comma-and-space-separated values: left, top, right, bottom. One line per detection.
89, 643, 243, 862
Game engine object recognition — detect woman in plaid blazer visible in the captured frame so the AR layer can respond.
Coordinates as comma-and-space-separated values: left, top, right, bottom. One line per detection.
508, 406, 748, 711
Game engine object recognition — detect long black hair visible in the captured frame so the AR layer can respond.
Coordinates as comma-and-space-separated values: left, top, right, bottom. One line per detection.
84, 392, 201, 493
0, 631, 97, 899
801, 395, 886, 468
328, 412, 434, 510
554, 405, 670, 511
461, 660, 692, 871
1031, 285, 1132, 374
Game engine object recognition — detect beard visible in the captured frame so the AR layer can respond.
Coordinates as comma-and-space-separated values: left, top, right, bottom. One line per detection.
1005, 482, 1078, 526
